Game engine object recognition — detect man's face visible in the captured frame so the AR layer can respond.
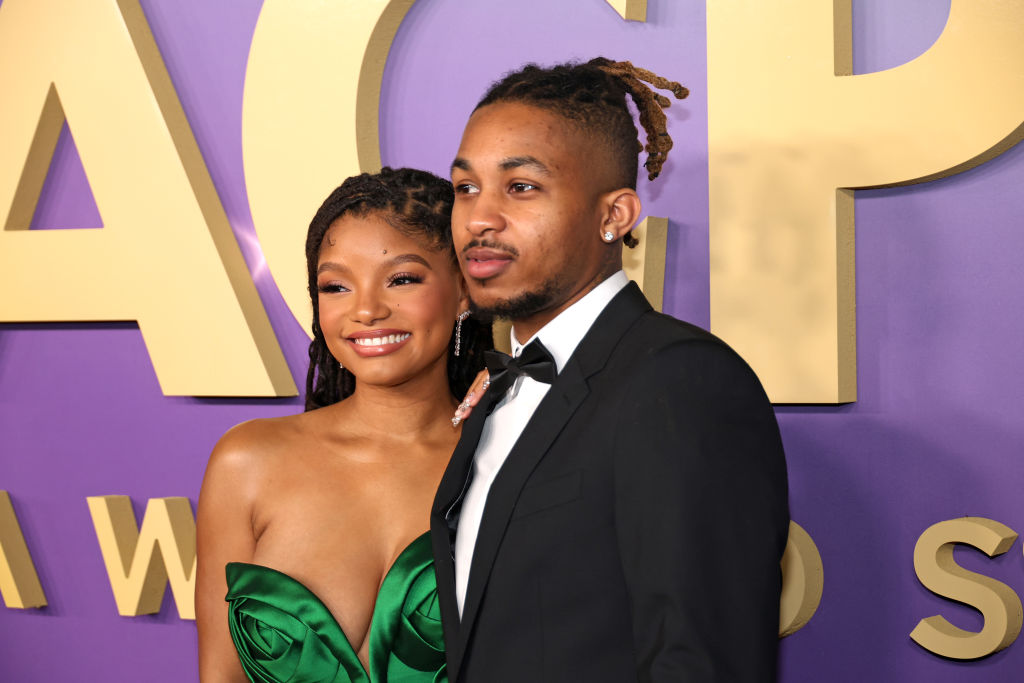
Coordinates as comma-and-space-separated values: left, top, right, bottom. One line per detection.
450, 102, 611, 333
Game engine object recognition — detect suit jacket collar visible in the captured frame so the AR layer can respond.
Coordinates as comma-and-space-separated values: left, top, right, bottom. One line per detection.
432, 282, 652, 681
511, 269, 629, 373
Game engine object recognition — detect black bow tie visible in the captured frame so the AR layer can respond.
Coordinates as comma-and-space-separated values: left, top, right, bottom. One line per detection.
484, 340, 557, 398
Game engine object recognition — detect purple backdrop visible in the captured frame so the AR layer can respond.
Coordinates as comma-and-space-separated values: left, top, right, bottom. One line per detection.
2, 0, 1022, 680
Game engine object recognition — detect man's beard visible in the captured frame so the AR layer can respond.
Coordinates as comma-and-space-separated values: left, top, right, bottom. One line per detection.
469, 272, 569, 322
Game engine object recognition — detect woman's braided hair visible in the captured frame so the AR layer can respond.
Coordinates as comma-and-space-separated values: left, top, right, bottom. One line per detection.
303, 167, 492, 411
475, 57, 688, 247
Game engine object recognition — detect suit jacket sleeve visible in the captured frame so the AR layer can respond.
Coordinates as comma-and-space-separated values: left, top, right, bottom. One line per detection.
613, 338, 789, 682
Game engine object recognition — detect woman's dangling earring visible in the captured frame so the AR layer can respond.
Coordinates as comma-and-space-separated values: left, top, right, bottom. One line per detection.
454, 310, 470, 356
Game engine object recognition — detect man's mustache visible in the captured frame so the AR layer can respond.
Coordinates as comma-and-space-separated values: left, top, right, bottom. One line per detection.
461, 239, 519, 258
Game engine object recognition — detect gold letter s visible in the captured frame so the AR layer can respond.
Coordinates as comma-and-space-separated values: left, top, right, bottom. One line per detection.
911, 517, 1022, 659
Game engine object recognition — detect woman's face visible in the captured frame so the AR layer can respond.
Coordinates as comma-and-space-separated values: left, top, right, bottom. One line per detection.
315, 212, 466, 390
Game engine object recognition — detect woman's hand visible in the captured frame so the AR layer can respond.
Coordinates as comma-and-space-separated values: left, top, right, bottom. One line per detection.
452, 369, 491, 426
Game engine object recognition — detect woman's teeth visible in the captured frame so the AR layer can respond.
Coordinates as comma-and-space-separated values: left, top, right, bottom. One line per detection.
352, 333, 410, 346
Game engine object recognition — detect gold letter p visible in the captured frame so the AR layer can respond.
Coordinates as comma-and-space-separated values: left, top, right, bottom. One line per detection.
707, 0, 1024, 403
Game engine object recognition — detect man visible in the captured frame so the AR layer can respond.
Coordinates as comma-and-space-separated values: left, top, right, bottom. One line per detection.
431, 58, 789, 682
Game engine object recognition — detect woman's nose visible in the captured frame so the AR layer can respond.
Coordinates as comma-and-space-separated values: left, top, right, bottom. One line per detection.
349, 287, 389, 325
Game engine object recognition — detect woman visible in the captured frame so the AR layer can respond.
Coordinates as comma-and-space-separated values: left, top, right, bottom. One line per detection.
196, 168, 490, 682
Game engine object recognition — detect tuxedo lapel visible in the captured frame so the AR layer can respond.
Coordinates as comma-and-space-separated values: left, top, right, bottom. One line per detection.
453, 282, 653, 669
430, 391, 495, 667
456, 357, 590, 647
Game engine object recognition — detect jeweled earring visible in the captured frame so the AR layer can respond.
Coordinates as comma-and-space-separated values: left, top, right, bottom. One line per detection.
603, 231, 616, 242
454, 310, 470, 356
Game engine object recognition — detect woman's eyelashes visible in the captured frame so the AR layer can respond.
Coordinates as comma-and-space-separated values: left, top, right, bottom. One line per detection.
509, 182, 537, 193
317, 281, 349, 294
317, 272, 424, 293
387, 272, 424, 287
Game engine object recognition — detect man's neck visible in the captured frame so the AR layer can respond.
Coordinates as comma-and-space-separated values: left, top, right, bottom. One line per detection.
507, 269, 629, 378
511, 264, 620, 344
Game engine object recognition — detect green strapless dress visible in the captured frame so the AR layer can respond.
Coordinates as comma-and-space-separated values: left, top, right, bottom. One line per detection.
225, 532, 446, 683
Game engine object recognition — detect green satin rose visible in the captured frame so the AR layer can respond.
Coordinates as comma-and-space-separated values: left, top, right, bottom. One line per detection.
225, 533, 446, 683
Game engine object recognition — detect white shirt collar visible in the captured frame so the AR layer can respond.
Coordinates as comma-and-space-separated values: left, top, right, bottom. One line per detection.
510, 270, 629, 373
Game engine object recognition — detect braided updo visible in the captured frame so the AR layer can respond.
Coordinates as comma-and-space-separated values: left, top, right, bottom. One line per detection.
476, 57, 688, 247
304, 167, 491, 411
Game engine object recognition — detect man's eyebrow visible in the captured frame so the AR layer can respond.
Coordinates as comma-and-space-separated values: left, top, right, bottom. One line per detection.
450, 156, 551, 175
499, 156, 550, 174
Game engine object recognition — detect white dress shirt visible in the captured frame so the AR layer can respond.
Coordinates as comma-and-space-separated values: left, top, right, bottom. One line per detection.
454, 271, 629, 614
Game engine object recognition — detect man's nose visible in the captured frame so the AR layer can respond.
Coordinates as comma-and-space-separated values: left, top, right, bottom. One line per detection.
464, 191, 506, 237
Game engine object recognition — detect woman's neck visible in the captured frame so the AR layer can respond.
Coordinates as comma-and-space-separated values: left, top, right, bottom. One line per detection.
343, 365, 458, 439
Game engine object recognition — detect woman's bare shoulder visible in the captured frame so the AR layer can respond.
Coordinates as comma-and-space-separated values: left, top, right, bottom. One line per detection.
208, 403, 359, 472
205, 411, 315, 480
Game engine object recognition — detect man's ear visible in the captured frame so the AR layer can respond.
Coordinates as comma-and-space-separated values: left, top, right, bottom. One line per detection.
598, 188, 642, 242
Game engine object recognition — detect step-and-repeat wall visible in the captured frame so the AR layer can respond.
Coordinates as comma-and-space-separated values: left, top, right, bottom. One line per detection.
2, 0, 1022, 680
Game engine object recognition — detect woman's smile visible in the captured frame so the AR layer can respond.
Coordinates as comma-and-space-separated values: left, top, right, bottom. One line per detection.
346, 329, 413, 357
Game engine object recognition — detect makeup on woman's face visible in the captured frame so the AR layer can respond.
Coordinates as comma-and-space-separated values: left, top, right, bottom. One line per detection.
316, 212, 464, 388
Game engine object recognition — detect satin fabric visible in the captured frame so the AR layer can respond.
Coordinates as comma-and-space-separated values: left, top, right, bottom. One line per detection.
225, 532, 447, 683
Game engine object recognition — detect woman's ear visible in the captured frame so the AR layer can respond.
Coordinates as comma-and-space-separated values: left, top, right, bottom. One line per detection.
599, 188, 642, 242
456, 270, 471, 313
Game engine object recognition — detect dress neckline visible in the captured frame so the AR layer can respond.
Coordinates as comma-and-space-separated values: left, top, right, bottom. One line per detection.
226, 530, 432, 682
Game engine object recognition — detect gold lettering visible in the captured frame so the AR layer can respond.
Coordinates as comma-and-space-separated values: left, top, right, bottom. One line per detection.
779, 521, 823, 637
0, 491, 47, 609
0, 0, 295, 397
243, 0, 417, 333
87, 496, 196, 620
707, 0, 1024, 403
910, 517, 1022, 659
623, 217, 669, 313
605, 0, 647, 22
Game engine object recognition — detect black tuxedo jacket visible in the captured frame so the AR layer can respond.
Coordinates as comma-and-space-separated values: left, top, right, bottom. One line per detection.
430, 283, 789, 682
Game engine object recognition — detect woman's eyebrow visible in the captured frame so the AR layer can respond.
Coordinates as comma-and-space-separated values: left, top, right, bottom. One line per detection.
316, 260, 347, 275
317, 253, 432, 276
389, 253, 432, 270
